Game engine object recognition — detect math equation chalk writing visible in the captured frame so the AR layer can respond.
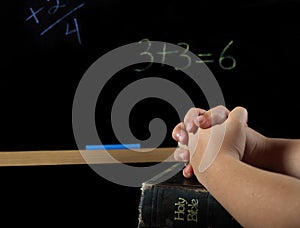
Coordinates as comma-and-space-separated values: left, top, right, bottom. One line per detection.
25, 0, 85, 45
133, 39, 236, 72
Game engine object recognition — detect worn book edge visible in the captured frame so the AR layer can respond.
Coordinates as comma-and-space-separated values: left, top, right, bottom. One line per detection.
137, 162, 242, 228
138, 162, 208, 227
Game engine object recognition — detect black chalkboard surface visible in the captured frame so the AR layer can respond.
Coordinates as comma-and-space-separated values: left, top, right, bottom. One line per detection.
2, 0, 300, 152
1, 2, 300, 228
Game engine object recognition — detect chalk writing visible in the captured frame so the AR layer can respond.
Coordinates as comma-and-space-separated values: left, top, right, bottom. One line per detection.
134, 39, 154, 72
26, 0, 85, 45
175, 42, 191, 71
157, 43, 179, 66
134, 39, 236, 71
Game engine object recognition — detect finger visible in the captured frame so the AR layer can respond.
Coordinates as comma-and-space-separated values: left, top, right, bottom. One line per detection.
174, 147, 190, 162
184, 107, 206, 133
172, 122, 189, 145
183, 164, 194, 178
195, 105, 230, 129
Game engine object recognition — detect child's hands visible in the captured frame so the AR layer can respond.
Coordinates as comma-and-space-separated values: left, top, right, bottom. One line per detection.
172, 105, 230, 177
172, 105, 267, 178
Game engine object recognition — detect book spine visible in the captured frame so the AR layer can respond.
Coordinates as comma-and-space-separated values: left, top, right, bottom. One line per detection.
138, 185, 242, 228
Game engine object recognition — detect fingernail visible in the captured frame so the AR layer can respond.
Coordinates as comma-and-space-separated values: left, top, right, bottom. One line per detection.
183, 167, 190, 176
180, 152, 186, 161
186, 122, 192, 132
177, 133, 184, 143
185, 169, 190, 176
179, 135, 184, 142
195, 115, 205, 125
198, 115, 205, 122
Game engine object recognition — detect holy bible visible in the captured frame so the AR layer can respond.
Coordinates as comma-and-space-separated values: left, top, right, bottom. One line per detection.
138, 162, 242, 227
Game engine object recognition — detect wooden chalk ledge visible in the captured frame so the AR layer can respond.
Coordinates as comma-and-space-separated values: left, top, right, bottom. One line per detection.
0, 147, 177, 167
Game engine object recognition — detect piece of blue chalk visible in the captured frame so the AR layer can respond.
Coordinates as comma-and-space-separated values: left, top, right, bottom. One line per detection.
85, 144, 141, 150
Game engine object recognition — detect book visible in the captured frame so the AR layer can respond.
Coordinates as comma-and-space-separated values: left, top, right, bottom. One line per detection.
138, 162, 242, 228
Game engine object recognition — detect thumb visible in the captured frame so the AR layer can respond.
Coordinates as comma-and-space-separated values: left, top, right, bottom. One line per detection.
197, 106, 248, 173
227, 106, 248, 125
223, 106, 248, 160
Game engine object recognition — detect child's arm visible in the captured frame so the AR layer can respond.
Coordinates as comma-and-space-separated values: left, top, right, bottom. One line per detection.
187, 107, 300, 227
260, 137, 300, 179
194, 153, 300, 228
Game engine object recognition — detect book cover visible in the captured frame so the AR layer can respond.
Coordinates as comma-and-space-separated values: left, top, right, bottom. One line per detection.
138, 162, 242, 228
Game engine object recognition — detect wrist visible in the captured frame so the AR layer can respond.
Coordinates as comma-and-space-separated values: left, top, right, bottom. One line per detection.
262, 137, 289, 172
242, 127, 269, 168
191, 153, 239, 188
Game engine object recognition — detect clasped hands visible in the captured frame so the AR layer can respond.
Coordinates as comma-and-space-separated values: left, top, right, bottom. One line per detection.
172, 105, 266, 178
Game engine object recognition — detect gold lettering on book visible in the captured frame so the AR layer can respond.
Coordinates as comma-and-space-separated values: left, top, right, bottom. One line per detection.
187, 199, 198, 222
174, 197, 187, 221
174, 197, 198, 222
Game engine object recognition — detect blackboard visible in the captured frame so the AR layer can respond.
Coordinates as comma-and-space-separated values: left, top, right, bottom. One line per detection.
2, 0, 300, 152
